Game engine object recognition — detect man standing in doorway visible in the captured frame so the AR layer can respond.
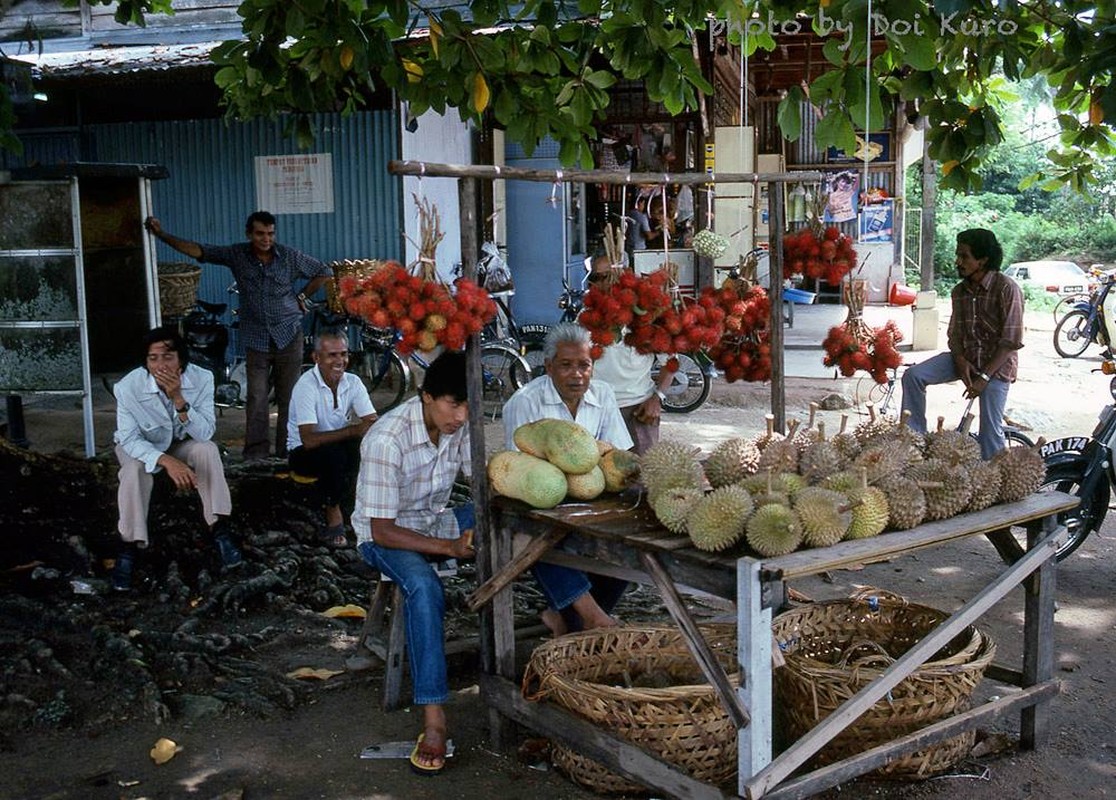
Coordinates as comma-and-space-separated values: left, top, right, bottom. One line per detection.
145, 212, 333, 460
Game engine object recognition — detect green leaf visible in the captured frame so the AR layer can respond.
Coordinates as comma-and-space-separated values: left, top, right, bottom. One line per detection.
777, 85, 804, 142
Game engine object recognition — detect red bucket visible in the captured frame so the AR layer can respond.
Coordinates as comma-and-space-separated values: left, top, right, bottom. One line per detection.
889, 283, 917, 306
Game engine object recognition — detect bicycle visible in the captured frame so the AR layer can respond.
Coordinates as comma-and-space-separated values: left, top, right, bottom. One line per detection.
1052, 270, 1116, 358
351, 325, 531, 419
466, 246, 551, 378
861, 364, 1035, 449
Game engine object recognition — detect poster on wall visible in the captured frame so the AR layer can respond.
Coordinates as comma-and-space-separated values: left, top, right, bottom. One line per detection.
254, 154, 334, 214
824, 170, 859, 223
859, 199, 894, 242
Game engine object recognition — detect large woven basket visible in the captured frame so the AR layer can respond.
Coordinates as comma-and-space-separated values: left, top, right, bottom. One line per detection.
522, 624, 739, 794
326, 259, 387, 313
157, 262, 202, 317
771, 594, 996, 779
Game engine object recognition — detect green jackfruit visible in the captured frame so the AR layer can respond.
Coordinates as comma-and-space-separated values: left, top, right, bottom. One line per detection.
513, 419, 600, 475
487, 450, 568, 508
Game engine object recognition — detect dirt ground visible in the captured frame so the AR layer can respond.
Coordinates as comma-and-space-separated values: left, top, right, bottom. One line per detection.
2, 304, 1115, 800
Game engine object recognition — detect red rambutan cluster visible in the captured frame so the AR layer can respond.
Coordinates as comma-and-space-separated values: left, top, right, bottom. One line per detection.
783, 226, 858, 285
822, 318, 904, 383
339, 261, 496, 354
579, 269, 725, 356
704, 279, 773, 382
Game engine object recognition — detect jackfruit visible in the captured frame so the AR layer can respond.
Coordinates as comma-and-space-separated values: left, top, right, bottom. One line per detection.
566, 465, 606, 500
487, 450, 568, 509
600, 448, 641, 493
513, 419, 600, 475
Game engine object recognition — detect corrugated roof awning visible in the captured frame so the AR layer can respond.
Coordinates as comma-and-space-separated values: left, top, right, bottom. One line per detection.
11, 41, 219, 78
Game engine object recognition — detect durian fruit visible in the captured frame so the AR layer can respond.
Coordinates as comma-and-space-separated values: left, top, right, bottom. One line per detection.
703, 437, 761, 488
791, 402, 822, 454
853, 441, 910, 485
876, 475, 927, 530
741, 470, 806, 503
640, 440, 705, 504
965, 458, 1003, 513
853, 403, 894, 446
906, 458, 973, 521
820, 469, 859, 494
750, 413, 787, 452
924, 415, 981, 466
842, 469, 890, 540
651, 487, 705, 534
860, 409, 927, 465
746, 503, 804, 557
794, 486, 852, 547
686, 485, 755, 552
799, 423, 843, 484
757, 420, 800, 474
831, 414, 862, 466
992, 444, 1047, 503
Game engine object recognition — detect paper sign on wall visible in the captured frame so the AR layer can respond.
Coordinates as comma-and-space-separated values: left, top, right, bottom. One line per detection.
254, 154, 334, 214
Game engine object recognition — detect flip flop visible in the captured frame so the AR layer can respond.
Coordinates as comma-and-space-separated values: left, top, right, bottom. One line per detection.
409, 732, 446, 776
317, 524, 348, 548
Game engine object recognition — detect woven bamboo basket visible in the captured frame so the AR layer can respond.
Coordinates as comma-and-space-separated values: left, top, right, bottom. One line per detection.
522, 624, 739, 794
157, 262, 202, 317
771, 594, 996, 779
326, 259, 387, 313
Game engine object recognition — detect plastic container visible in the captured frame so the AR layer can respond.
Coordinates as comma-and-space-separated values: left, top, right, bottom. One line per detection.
889, 282, 918, 306
784, 287, 817, 304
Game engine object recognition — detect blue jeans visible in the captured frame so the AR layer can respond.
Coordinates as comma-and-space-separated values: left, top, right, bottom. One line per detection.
900, 351, 1011, 459
532, 559, 627, 628
358, 541, 448, 706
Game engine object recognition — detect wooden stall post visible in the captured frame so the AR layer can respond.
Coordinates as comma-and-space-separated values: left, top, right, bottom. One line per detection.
1021, 512, 1057, 748
767, 179, 786, 432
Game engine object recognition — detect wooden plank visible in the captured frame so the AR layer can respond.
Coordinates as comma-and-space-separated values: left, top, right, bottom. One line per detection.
738, 558, 773, 791
466, 528, 565, 612
744, 530, 1061, 799
639, 552, 751, 729
760, 682, 1060, 800
479, 674, 730, 800
984, 663, 1024, 686
985, 527, 1026, 563
1021, 514, 1058, 749
760, 492, 1078, 580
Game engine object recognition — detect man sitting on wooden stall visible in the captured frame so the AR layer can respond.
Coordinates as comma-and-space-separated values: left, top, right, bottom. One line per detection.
503, 322, 632, 636
286, 329, 377, 547
351, 350, 476, 776
111, 326, 242, 592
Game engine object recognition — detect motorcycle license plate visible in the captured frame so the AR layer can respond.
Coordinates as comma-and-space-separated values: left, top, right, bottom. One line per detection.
1064, 285, 1082, 294
1040, 436, 1091, 459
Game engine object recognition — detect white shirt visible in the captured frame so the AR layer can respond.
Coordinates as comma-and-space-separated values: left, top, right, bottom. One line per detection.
503, 375, 633, 451
113, 363, 216, 473
591, 342, 656, 408
286, 367, 375, 452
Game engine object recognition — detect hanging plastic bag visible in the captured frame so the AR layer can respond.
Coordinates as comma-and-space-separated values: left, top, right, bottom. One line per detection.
477, 241, 515, 294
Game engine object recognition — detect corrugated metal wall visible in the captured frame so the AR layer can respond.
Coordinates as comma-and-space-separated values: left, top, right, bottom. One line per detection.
84, 110, 402, 314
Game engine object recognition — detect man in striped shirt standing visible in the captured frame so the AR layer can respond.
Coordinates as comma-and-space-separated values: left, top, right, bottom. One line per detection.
351, 350, 475, 776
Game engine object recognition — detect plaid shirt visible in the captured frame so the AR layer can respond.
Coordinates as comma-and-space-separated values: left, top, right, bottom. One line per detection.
199, 242, 331, 351
947, 270, 1024, 381
350, 395, 471, 544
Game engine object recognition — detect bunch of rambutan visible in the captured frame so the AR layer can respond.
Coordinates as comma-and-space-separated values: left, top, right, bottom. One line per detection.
338, 261, 496, 354
704, 279, 773, 382
783, 225, 858, 285
578, 268, 725, 356
822, 318, 903, 383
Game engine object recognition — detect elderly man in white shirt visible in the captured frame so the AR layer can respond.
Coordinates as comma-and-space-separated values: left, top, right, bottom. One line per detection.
112, 326, 240, 591
503, 322, 633, 636
287, 329, 377, 546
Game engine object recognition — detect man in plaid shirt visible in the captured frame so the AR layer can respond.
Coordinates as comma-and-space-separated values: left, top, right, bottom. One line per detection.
901, 228, 1024, 458
352, 351, 475, 776
145, 212, 332, 460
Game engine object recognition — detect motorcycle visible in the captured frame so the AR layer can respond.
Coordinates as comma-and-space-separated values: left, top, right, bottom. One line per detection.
1052, 270, 1116, 359
181, 299, 244, 408
1038, 360, 1116, 560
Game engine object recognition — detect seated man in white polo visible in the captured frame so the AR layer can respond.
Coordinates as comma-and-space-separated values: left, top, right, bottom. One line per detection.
287, 329, 377, 546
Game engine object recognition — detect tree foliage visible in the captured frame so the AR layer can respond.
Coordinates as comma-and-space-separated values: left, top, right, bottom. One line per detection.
11, 1, 1116, 191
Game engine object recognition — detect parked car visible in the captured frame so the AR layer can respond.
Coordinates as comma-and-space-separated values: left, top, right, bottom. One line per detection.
1003, 260, 1096, 297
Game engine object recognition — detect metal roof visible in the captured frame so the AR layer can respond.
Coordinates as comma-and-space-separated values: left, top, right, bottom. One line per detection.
10, 41, 219, 78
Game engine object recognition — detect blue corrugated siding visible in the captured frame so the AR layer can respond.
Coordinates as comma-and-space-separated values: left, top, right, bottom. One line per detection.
84, 111, 402, 330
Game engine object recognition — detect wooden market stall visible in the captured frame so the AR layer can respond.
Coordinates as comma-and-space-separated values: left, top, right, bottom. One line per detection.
385, 160, 1072, 798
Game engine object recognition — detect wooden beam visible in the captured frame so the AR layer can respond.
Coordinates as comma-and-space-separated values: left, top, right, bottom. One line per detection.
480, 673, 730, 800
1021, 514, 1057, 748
390, 160, 823, 186
466, 528, 566, 612
744, 531, 1061, 798
639, 551, 751, 730
761, 682, 1060, 800
768, 181, 786, 431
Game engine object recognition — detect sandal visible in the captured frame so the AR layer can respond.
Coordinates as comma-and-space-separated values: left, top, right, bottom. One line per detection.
409, 732, 446, 776
317, 524, 348, 548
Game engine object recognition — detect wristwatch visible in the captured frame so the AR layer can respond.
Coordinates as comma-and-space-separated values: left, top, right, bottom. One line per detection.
978, 372, 991, 382
655, 390, 667, 402
176, 402, 190, 415
297, 292, 308, 304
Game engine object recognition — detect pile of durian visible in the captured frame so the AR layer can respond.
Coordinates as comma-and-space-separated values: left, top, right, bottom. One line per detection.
644, 404, 1047, 557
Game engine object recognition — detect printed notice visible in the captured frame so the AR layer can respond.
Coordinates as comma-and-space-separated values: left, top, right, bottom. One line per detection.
254, 153, 334, 214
